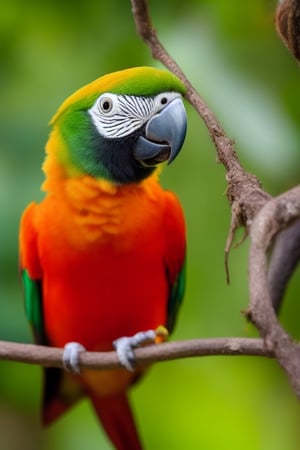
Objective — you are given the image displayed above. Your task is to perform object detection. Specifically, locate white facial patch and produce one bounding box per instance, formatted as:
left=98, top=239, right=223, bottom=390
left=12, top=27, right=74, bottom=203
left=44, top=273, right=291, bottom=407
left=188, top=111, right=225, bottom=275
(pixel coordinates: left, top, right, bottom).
left=88, top=92, right=181, bottom=139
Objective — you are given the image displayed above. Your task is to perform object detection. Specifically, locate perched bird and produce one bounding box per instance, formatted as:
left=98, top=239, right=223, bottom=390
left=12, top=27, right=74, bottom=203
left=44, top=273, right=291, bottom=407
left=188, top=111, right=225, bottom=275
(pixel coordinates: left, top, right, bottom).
left=19, top=66, right=187, bottom=450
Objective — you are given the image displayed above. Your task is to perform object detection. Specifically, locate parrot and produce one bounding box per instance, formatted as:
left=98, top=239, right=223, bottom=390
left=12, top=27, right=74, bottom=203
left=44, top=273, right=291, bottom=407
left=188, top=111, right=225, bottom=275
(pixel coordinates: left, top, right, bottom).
left=19, top=66, right=187, bottom=450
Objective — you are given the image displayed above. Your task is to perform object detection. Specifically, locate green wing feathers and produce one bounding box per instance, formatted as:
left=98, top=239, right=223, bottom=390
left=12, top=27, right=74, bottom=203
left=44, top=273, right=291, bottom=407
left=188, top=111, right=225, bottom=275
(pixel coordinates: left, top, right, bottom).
left=19, top=202, right=45, bottom=344
left=163, top=193, right=186, bottom=334
left=166, top=257, right=186, bottom=333
left=21, top=269, right=45, bottom=344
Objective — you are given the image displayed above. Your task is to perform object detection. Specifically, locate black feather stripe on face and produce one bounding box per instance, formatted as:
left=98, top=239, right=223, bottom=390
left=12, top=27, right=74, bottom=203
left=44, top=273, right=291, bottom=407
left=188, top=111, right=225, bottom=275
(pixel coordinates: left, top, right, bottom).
left=93, top=126, right=155, bottom=184
left=60, top=110, right=154, bottom=183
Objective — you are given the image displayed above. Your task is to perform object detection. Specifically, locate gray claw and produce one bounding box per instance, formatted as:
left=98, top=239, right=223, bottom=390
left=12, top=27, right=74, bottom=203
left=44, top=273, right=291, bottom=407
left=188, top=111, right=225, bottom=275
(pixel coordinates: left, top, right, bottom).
left=113, top=330, right=157, bottom=372
left=63, top=342, right=86, bottom=374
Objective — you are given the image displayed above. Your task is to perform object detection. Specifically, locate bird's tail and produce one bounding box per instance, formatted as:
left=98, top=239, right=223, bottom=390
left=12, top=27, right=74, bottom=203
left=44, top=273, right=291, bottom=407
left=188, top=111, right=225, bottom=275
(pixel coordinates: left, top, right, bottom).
left=89, top=392, right=143, bottom=450
left=42, top=368, right=83, bottom=425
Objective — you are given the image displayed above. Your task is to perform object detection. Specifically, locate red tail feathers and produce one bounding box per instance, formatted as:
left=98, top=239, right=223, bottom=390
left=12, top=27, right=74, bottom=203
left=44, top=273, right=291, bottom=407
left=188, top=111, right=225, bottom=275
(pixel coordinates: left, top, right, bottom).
left=90, top=392, right=143, bottom=450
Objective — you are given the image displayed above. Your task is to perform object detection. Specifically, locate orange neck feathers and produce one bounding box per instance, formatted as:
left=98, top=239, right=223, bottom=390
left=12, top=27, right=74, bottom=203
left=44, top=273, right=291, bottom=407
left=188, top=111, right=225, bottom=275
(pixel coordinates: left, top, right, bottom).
left=41, top=129, right=163, bottom=243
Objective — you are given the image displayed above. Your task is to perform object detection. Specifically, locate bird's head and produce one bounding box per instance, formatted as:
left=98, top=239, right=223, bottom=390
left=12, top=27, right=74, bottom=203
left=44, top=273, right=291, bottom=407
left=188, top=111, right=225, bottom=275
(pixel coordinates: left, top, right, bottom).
left=49, top=67, right=187, bottom=184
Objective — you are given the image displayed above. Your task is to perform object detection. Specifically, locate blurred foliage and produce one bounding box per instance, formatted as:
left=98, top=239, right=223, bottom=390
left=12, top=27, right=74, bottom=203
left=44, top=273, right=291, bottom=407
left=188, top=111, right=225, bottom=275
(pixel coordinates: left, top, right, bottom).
left=1, top=0, right=300, bottom=448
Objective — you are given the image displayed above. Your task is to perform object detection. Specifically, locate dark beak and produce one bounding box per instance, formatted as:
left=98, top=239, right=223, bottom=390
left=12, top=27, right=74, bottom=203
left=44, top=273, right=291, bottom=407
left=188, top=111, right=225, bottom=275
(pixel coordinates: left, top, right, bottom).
left=134, top=97, right=187, bottom=167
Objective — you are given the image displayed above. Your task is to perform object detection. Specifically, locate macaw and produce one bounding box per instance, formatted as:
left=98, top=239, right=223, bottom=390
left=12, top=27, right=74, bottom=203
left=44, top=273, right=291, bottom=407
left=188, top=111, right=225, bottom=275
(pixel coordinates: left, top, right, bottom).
left=19, top=66, right=187, bottom=450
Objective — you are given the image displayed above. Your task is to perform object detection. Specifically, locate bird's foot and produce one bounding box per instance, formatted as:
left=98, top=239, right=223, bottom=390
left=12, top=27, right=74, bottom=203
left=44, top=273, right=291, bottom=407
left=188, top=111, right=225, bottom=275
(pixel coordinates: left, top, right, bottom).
left=62, top=342, right=86, bottom=374
left=113, top=326, right=168, bottom=372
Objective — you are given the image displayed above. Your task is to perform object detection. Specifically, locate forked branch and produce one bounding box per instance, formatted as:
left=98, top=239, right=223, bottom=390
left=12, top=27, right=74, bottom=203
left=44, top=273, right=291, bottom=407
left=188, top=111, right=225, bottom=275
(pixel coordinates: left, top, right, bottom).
left=2, top=0, right=300, bottom=400
left=130, top=0, right=300, bottom=399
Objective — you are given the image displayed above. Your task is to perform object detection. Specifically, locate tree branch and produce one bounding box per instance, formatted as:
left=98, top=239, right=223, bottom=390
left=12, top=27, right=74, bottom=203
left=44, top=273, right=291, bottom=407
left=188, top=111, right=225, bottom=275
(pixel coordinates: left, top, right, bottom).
left=130, top=0, right=270, bottom=227
left=3, top=0, right=300, bottom=406
left=130, top=0, right=300, bottom=401
left=276, top=0, right=300, bottom=62
left=248, top=186, right=300, bottom=396
left=0, top=338, right=273, bottom=370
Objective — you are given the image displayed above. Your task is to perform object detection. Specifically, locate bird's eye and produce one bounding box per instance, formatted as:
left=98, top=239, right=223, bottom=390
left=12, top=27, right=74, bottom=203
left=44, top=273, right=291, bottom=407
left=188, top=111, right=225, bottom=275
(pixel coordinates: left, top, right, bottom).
left=155, top=94, right=173, bottom=110
left=99, top=96, right=114, bottom=113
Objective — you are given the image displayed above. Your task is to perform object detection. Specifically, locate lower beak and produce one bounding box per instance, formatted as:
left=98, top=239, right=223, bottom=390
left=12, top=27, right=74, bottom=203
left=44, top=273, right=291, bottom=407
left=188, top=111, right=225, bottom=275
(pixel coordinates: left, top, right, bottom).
left=134, top=97, right=187, bottom=167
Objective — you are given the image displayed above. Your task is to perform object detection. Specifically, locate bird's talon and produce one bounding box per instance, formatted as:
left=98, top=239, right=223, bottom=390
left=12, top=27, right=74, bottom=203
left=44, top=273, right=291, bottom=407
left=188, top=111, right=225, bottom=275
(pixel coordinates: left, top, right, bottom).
left=113, top=336, right=136, bottom=372
left=63, top=342, right=86, bottom=374
left=113, top=328, right=167, bottom=372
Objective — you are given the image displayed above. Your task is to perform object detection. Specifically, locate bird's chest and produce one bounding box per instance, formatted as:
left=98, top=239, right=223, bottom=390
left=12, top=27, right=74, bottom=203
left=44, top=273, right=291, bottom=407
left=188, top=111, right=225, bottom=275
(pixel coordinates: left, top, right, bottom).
left=39, top=199, right=168, bottom=348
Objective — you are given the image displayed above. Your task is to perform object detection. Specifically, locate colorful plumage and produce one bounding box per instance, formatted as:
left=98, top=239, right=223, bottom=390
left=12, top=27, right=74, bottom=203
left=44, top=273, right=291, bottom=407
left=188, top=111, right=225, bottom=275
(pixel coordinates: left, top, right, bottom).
left=19, top=66, right=187, bottom=449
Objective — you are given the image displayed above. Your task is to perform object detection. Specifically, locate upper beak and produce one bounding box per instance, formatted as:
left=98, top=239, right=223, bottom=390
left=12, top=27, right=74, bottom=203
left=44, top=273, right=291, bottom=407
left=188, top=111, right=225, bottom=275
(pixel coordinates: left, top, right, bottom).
left=134, top=97, right=187, bottom=167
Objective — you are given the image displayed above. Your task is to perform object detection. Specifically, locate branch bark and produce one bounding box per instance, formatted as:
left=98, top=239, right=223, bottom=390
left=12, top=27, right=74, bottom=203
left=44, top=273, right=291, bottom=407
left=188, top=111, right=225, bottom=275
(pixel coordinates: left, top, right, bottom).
left=0, top=338, right=273, bottom=370
left=2, top=0, right=300, bottom=404
left=276, top=0, right=300, bottom=62
left=130, top=0, right=270, bottom=223
left=130, top=0, right=300, bottom=400
left=248, top=186, right=300, bottom=396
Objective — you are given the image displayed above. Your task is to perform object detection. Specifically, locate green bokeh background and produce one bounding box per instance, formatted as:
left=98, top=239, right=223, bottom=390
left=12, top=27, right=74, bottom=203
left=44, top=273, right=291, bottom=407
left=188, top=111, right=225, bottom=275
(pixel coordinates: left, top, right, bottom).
left=1, top=0, right=300, bottom=448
